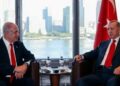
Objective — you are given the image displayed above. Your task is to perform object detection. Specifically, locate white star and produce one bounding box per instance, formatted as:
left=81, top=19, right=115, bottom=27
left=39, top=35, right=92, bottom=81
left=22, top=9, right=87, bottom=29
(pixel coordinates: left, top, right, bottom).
left=104, top=19, right=110, bottom=28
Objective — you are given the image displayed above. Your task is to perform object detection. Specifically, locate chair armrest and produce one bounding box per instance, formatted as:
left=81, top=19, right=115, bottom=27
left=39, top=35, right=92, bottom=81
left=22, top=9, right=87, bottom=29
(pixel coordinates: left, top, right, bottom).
left=31, top=61, right=40, bottom=86
left=71, top=60, right=94, bottom=86
left=71, top=61, right=80, bottom=86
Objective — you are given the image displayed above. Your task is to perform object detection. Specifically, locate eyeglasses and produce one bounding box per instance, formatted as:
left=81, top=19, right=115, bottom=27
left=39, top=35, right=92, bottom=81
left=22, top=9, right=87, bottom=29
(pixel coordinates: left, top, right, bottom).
left=9, top=30, right=19, bottom=34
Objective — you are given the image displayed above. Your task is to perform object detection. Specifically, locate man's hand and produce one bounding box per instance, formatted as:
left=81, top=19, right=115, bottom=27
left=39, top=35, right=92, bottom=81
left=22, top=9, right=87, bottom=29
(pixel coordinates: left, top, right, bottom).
left=114, top=66, right=120, bottom=75
left=14, top=63, right=28, bottom=78
left=15, top=71, right=24, bottom=79
left=74, top=55, right=83, bottom=63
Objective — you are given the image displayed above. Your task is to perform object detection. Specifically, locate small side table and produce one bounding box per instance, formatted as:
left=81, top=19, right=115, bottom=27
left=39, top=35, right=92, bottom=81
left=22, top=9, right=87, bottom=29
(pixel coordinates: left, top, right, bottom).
left=40, top=66, right=71, bottom=86
left=50, top=73, right=60, bottom=86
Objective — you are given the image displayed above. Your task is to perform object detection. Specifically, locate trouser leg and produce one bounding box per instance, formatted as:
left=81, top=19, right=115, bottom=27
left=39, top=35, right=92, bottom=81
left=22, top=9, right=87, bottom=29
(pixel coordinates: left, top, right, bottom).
left=76, top=74, right=102, bottom=86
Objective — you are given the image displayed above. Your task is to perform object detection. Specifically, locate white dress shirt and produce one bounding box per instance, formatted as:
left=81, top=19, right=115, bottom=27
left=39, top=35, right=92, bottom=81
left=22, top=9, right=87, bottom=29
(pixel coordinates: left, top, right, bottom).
left=3, top=37, right=17, bottom=66
left=101, top=37, right=119, bottom=66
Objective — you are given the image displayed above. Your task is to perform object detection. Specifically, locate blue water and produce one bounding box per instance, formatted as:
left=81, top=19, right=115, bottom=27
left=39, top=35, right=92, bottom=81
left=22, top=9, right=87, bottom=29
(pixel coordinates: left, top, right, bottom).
left=23, top=37, right=94, bottom=59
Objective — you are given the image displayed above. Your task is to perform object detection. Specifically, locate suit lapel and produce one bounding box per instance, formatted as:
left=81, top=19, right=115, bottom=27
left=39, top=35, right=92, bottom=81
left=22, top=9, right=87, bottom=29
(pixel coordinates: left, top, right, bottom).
left=100, top=41, right=110, bottom=63
left=0, top=38, right=11, bottom=64
left=13, top=43, right=19, bottom=64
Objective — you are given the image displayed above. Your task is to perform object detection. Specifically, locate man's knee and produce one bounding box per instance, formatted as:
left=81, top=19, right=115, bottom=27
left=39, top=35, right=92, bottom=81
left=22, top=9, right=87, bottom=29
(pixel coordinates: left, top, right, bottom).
left=107, top=77, right=120, bottom=86
left=0, top=81, right=6, bottom=86
left=76, top=78, right=88, bottom=86
left=25, top=78, right=34, bottom=86
left=13, top=78, right=34, bottom=86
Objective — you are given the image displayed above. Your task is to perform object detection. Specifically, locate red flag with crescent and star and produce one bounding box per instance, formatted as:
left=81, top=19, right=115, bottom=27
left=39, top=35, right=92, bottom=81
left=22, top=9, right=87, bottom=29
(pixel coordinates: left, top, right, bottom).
left=94, top=0, right=117, bottom=49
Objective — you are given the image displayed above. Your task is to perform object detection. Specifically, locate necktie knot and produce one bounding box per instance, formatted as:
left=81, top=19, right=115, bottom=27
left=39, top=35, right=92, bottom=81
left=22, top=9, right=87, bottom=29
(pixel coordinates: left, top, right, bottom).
left=10, top=43, right=13, bottom=47
left=113, top=40, right=116, bottom=43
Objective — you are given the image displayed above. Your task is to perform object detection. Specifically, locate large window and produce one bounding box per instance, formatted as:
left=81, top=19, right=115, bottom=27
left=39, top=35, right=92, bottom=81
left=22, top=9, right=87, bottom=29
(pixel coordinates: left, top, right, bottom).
left=79, top=0, right=120, bottom=54
left=1, top=0, right=120, bottom=59
left=0, top=0, right=15, bottom=37
left=22, top=0, right=73, bottom=59
left=79, top=0, right=100, bottom=54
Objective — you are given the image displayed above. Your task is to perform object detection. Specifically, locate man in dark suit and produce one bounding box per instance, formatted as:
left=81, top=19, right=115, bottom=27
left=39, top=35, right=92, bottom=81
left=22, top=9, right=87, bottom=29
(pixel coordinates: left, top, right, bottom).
left=75, top=21, right=120, bottom=86
left=0, top=81, right=6, bottom=86
left=0, top=22, right=35, bottom=86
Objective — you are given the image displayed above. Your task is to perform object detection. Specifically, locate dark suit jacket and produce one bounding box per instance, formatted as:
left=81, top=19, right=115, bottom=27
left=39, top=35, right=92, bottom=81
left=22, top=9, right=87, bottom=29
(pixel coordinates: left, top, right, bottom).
left=0, top=38, right=35, bottom=77
left=83, top=38, right=120, bottom=72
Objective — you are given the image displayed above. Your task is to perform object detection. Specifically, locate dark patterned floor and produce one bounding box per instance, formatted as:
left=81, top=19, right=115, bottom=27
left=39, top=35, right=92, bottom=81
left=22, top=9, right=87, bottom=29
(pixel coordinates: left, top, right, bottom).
left=40, top=75, right=71, bottom=86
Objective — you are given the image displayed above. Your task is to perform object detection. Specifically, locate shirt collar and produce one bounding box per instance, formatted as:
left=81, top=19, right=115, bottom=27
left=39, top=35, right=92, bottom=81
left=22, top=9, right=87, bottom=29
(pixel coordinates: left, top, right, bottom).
left=111, top=36, right=120, bottom=45
left=3, top=37, right=12, bottom=47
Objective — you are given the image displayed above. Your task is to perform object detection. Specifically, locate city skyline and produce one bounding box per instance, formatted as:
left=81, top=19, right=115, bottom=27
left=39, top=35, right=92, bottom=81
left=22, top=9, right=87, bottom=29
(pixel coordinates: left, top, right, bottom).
left=1, top=0, right=120, bottom=35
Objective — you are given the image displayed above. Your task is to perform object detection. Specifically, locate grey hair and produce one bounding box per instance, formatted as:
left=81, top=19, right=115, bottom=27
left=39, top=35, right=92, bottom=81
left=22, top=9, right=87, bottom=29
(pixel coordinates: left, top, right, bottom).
left=3, top=22, right=16, bottom=34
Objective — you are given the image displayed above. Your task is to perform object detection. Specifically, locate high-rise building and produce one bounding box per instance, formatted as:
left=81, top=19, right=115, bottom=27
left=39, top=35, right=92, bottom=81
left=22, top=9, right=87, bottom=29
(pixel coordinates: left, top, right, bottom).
left=63, top=6, right=70, bottom=33
left=43, top=8, right=52, bottom=34
left=96, top=0, right=101, bottom=24
left=25, top=16, right=30, bottom=32
left=79, top=0, right=84, bottom=27
left=53, top=25, right=63, bottom=32
left=4, top=10, right=15, bottom=22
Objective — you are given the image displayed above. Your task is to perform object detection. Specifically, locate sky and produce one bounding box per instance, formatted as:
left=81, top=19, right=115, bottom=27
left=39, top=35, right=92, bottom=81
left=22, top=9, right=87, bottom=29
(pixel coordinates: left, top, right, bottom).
left=0, top=0, right=120, bottom=31
left=23, top=0, right=71, bottom=20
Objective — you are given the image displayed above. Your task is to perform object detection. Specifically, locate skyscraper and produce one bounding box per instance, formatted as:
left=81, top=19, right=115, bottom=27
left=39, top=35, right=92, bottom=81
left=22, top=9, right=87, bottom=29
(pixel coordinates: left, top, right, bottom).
left=25, top=16, right=30, bottom=32
left=79, top=0, right=84, bottom=27
left=43, top=7, right=53, bottom=34
left=63, top=6, right=70, bottom=33
left=96, top=0, right=101, bottom=24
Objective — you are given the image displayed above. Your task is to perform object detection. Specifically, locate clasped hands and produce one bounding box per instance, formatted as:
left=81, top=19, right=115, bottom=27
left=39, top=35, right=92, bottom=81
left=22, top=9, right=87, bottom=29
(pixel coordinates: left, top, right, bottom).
left=14, top=64, right=28, bottom=79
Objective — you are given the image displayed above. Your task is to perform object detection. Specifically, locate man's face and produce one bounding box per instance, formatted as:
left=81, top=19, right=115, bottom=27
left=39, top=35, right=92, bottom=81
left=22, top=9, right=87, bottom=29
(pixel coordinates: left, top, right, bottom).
left=107, top=22, right=120, bottom=39
left=7, top=24, right=19, bottom=43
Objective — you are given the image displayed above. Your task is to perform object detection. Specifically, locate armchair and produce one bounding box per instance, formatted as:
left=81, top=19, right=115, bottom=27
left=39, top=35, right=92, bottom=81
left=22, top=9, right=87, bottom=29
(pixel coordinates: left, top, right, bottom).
left=71, top=60, right=95, bottom=86
left=26, top=60, right=40, bottom=86
left=31, top=61, right=40, bottom=86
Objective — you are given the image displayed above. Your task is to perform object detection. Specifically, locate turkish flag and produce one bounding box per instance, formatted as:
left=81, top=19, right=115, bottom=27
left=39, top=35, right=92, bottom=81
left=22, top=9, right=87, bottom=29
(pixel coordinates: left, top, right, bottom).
left=94, top=0, right=117, bottom=49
